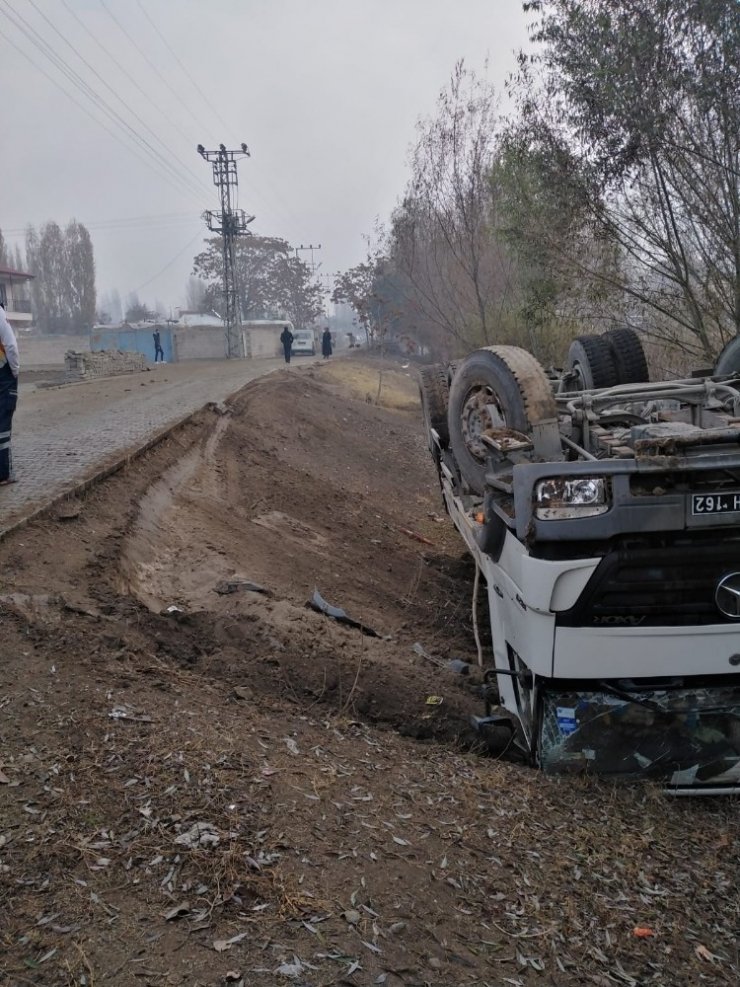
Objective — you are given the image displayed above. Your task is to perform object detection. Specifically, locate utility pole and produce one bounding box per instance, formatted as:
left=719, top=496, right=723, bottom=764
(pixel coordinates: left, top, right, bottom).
left=317, top=272, right=334, bottom=319
left=197, top=143, right=254, bottom=358
left=294, top=243, right=322, bottom=275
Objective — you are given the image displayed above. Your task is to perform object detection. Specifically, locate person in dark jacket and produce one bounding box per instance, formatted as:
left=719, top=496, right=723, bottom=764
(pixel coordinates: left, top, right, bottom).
left=153, top=328, right=165, bottom=363
left=321, top=327, right=333, bottom=359
left=280, top=325, right=294, bottom=364
left=0, top=302, right=19, bottom=485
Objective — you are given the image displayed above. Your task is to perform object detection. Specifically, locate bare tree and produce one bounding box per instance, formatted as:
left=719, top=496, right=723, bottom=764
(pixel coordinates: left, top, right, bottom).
left=192, top=235, right=321, bottom=325
left=184, top=276, right=210, bottom=314
left=25, top=220, right=96, bottom=333
left=513, top=0, right=740, bottom=360
left=65, top=220, right=96, bottom=330
left=332, top=258, right=378, bottom=347
left=388, top=62, right=518, bottom=356
left=269, top=255, right=324, bottom=328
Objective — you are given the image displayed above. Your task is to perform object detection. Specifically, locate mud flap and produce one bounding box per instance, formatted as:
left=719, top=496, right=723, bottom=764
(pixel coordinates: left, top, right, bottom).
left=538, top=683, right=740, bottom=792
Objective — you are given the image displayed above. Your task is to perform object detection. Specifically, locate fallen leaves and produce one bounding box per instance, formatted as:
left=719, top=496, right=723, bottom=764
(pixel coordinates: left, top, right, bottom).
left=213, top=932, right=249, bottom=952
left=162, top=902, right=190, bottom=922
left=695, top=943, right=722, bottom=963
left=174, top=822, right=220, bottom=849
left=274, top=956, right=305, bottom=978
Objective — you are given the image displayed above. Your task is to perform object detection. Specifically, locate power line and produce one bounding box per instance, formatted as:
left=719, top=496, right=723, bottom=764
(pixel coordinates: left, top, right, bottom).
left=0, top=0, right=204, bottom=202
left=69, top=212, right=198, bottom=231
left=134, top=230, right=204, bottom=293
left=3, top=1, right=308, bottom=266
left=128, top=0, right=311, bottom=241
left=131, top=0, right=309, bottom=240
left=24, top=10, right=204, bottom=202
left=99, top=0, right=209, bottom=138
left=2, top=212, right=200, bottom=237
left=24, top=0, right=208, bottom=200
left=2, top=0, right=201, bottom=200
left=103, top=0, right=304, bottom=237
left=60, top=0, right=195, bottom=153
left=0, top=12, right=199, bottom=204
left=134, top=0, right=231, bottom=135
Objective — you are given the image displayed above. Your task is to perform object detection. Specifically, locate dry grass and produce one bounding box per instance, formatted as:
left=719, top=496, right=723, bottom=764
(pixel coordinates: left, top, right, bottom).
left=318, top=359, right=420, bottom=411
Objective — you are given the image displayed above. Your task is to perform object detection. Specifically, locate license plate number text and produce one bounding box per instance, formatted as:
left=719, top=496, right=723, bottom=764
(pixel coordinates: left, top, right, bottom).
left=691, top=493, right=740, bottom=515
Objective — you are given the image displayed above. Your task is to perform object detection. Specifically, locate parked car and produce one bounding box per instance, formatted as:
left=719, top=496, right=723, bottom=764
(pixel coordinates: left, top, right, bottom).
left=291, top=329, right=316, bottom=356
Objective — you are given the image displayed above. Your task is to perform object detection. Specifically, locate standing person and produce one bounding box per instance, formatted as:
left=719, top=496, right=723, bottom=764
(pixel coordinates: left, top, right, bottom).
left=280, top=325, right=294, bottom=364
left=153, top=328, right=165, bottom=363
left=0, top=302, right=19, bottom=486
left=321, top=327, right=333, bottom=359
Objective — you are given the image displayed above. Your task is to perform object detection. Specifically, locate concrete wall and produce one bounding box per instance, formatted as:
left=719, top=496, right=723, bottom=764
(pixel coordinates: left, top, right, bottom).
left=65, top=349, right=147, bottom=382
left=21, top=334, right=90, bottom=367
left=91, top=327, right=173, bottom=363
left=86, top=324, right=288, bottom=364
left=171, top=325, right=286, bottom=361
left=172, top=326, right=227, bottom=361
left=248, top=326, right=283, bottom=359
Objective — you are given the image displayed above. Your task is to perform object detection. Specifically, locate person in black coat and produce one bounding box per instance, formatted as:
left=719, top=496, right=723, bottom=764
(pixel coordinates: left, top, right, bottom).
left=280, top=325, right=294, bottom=364
left=0, top=303, right=19, bottom=485
left=321, top=327, right=333, bottom=359
left=152, top=329, right=165, bottom=363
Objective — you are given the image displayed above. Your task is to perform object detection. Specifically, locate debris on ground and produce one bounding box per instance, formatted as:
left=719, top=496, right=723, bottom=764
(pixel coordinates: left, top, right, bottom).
left=214, top=577, right=271, bottom=596
left=308, top=587, right=380, bottom=636
left=398, top=525, right=435, bottom=546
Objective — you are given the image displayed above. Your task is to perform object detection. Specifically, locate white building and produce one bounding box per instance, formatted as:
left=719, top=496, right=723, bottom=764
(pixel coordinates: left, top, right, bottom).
left=0, top=264, right=34, bottom=330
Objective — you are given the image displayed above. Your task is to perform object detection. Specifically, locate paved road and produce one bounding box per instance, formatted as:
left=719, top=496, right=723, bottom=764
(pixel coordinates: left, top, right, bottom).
left=0, top=357, right=305, bottom=535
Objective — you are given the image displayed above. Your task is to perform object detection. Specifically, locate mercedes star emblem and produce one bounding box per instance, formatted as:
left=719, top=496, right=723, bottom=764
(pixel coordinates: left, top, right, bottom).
left=715, top=572, right=740, bottom=619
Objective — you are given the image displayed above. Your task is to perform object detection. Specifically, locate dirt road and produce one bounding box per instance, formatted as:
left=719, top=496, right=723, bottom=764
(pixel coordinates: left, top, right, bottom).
left=3, top=355, right=300, bottom=536
left=0, top=358, right=736, bottom=986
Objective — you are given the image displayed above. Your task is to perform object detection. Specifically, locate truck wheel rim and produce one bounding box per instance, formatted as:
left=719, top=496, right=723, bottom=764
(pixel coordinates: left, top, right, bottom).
left=460, top=386, right=506, bottom=461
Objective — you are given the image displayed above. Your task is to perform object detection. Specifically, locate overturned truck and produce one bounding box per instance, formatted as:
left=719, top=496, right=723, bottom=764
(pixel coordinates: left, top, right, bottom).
left=420, top=329, right=740, bottom=793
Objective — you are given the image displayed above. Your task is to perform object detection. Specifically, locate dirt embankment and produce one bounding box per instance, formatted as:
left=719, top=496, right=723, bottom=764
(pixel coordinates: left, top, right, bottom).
left=0, top=358, right=737, bottom=987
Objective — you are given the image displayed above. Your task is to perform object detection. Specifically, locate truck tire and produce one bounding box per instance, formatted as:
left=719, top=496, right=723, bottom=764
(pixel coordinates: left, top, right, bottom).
left=419, top=364, right=451, bottom=449
left=714, top=336, right=740, bottom=376
left=566, top=335, right=618, bottom=390
left=604, top=328, right=649, bottom=383
left=448, top=346, right=557, bottom=495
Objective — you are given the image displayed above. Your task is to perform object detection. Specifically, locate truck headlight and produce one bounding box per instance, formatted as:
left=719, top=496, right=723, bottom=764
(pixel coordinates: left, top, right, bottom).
left=535, top=476, right=609, bottom=519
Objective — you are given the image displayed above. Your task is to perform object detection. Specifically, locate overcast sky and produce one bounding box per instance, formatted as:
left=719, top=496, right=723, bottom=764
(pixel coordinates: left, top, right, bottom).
left=0, top=0, right=530, bottom=313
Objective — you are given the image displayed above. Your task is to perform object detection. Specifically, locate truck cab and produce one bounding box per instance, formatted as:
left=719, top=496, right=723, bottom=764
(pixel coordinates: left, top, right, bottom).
left=420, top=332, right=740, bottom=793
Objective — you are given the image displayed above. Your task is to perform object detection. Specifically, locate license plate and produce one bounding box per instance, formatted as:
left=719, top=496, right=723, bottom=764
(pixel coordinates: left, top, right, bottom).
left=691, top=492, right=740, bottom=515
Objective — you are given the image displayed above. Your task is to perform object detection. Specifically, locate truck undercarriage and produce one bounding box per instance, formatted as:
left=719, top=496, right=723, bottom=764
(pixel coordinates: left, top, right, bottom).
left=420, top=330, right=740, bottom=793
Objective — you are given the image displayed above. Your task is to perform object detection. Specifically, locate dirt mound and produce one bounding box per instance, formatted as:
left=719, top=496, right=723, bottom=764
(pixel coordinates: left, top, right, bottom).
left=1, top=359, right=738, bottom=986
left=111, top=366, right=480, bottom=744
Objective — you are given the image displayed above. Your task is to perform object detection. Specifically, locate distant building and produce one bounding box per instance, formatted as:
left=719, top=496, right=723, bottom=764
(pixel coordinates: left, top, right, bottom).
left=0, top=264, right=34, bottom=330
left=175, top=311, right=224, bottom=329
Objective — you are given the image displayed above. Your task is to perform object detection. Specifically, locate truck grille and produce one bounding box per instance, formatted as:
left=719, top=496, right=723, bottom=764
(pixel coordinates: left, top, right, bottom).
left=556, top=534, right=740, bottom=627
